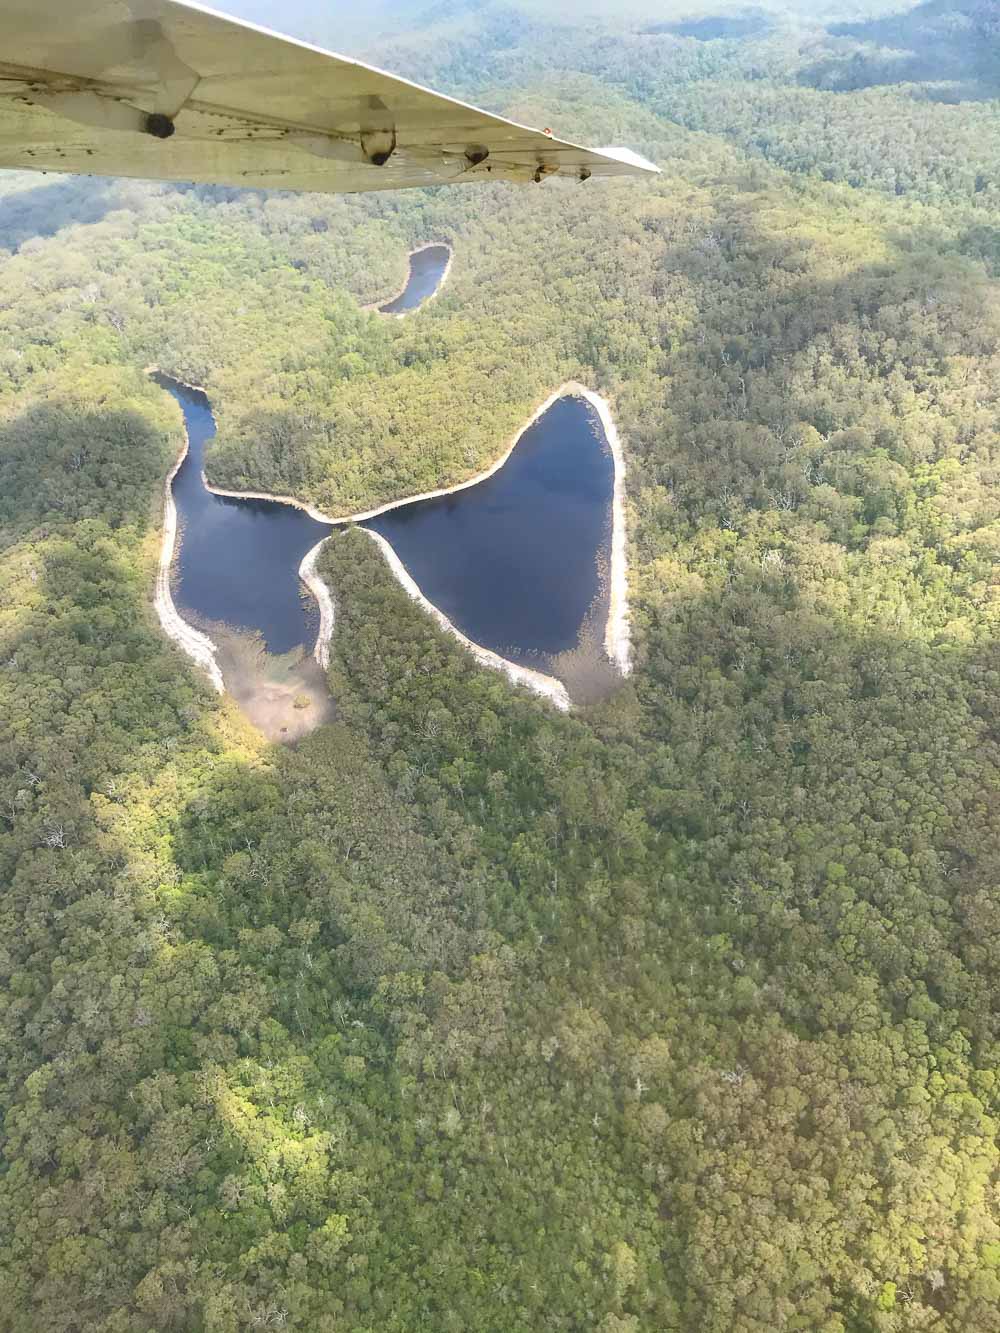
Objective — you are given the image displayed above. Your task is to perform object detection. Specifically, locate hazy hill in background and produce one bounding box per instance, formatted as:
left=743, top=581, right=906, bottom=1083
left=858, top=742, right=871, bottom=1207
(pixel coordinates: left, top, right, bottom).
left=807, top=0, right=1000, bottom=98
left=224, top=0, right=931, bottom=54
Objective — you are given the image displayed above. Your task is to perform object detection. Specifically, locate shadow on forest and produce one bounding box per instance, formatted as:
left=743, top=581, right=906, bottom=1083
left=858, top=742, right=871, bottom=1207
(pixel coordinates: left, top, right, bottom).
left=955, top=224, right=1000, bottom=279
left=640, top=11, right=772, bottom=41
left=798, top=0, right=1000, bottom=102
left=0, top=507, right=418, bottom=1326
left=617, top=199, right=1000, bottom=1050
left=0, top=175, right=123, bottom=251
left=639, top=217, right=994, bottom=520
left=0, top=397, right=175, bottom=538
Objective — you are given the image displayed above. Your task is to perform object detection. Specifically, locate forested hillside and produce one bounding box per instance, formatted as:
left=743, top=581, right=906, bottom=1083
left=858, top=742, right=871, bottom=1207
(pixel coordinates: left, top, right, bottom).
left=3, top=1, right=1000, bottom=1329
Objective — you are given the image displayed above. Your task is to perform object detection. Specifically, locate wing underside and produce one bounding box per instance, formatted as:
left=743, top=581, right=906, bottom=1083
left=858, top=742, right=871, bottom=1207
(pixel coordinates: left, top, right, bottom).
left=0, top=0, right=659, bottom=193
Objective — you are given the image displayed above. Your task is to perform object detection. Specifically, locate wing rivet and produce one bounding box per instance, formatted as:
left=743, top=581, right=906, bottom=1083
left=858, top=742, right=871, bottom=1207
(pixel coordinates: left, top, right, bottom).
left=145, top=113, right=175, bottom=139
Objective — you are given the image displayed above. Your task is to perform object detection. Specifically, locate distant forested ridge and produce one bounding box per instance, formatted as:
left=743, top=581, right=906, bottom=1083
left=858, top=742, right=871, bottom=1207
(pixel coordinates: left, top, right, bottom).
left=3, top=1, right=1000, bottom=1329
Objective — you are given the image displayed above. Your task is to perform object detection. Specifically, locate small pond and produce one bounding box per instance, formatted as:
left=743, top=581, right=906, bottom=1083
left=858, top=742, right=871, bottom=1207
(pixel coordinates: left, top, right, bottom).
left=378, top=244, right=451, bottom=314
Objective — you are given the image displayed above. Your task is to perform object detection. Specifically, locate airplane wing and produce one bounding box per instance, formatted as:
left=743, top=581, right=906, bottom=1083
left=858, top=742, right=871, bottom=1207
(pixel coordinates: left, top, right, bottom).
left=0, top=0, right=660, bottom=193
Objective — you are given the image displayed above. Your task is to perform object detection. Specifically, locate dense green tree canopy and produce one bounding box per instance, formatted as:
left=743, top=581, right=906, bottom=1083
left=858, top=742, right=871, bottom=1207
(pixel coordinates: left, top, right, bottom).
left=3, top=1, right=1000, bottom=1329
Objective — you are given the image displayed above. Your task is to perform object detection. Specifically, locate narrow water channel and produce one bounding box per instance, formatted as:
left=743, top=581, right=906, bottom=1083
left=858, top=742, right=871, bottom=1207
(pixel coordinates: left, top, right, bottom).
left=155, top=373, right=333, bottom=653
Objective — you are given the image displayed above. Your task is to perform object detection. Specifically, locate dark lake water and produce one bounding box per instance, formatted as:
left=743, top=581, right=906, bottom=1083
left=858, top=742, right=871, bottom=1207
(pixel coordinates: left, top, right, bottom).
left=156, top=374, right=333, bottom=654
left=379, top=245, right=450, bottom=314
left=157, top=374, right=614, bottom=679
left=363, top=394, right=613, bottom=668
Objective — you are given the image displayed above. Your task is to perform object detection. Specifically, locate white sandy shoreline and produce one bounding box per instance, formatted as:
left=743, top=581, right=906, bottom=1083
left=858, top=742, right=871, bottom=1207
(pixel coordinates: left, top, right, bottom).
left=152, top=394, right=225, bottom=694
left=299, top=539, right=335, bottom=670
left=151, top=369, right=630, bottom=707
left=584, top=386, right=632, bottom=676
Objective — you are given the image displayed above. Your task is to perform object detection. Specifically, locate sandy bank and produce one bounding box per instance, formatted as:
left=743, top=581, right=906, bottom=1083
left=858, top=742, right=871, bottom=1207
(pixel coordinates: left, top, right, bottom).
left=153, top=405, right=224, bottom=694
left=200, top=478, right=341, bottom=523
left=211, top=626, right=335, bottom=743
left=299, top=538, right=335, bottom=669
left=579, top=386, right=631, bottom=676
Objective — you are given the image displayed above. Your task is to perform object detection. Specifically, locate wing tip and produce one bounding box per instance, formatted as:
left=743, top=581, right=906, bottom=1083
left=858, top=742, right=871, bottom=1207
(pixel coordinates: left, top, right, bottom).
left=594, top=146, right=662, bottom=175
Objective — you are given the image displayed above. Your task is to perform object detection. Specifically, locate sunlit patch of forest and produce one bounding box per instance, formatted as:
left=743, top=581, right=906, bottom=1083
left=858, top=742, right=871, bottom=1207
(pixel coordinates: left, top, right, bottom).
left=3, top=0, right=1000, bottom=1328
